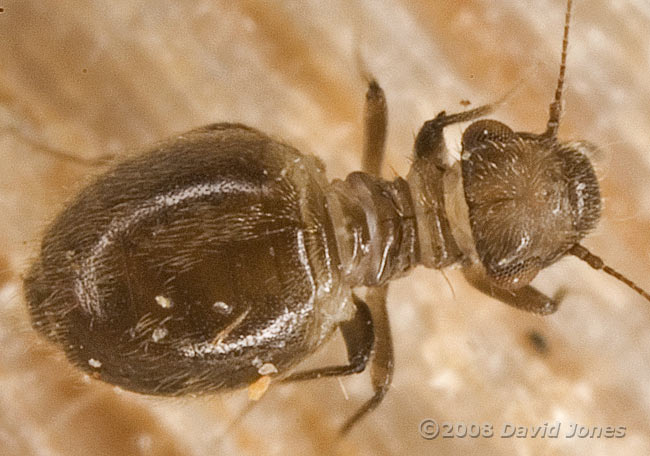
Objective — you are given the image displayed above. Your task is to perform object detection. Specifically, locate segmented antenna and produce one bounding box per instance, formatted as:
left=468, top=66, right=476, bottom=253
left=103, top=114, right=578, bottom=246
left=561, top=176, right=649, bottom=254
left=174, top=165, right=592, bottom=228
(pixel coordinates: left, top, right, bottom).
left=569, top=244, right=650, bottom=303
left=544, top=0, right=573, bottom=138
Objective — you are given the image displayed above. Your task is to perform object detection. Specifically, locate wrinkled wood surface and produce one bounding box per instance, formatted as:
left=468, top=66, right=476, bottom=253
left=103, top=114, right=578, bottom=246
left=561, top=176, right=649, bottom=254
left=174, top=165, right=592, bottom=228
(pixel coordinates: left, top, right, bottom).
left=1, top=1, right=650, bottom=455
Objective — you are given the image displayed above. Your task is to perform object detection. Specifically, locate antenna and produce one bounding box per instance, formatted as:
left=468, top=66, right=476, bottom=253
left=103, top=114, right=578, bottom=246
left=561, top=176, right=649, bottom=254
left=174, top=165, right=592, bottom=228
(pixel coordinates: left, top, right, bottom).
left=544, top=0, right=573, bottom=138
left=569, top=244, right=650, bottom=303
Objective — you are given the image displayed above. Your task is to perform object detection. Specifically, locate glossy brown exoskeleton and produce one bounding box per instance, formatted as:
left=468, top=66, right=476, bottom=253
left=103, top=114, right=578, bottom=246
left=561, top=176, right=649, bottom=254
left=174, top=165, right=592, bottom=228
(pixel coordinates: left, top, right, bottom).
left=23, top=0, right=650, bottom=435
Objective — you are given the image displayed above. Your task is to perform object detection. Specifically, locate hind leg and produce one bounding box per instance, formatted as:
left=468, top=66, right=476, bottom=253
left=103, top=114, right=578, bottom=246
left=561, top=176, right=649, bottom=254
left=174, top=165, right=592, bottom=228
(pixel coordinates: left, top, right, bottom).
left=361, top=78, right=387, bottom=176
left=282, top=78, right=393, bottom=435
left=346, top=78, right=393, bottom=434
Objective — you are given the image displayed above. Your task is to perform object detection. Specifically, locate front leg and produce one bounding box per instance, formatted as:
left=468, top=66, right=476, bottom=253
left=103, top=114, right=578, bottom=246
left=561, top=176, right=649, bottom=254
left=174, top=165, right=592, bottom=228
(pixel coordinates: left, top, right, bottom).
left=463, top=266, right=563, bottom=316
left=414, top=104, right=495, bottom=162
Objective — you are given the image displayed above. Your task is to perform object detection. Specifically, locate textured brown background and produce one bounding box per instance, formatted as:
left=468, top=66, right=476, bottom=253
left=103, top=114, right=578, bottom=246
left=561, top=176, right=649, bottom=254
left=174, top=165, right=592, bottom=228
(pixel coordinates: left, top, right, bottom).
left=1, top=0, right=650, bottom=455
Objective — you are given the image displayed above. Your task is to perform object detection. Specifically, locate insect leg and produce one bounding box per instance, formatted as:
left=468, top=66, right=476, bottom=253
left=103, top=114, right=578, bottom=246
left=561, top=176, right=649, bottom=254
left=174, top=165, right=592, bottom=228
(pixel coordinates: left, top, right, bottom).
left=414, top=106, right=494, bottom=162
left=1, top=125, right=115, bottom=166
left=345, top=78, right=393, bottom=433
left=282, top=293, right=374, bottom=382
left=463, top=267, right=562, bottom=316
left=361, top=78, right=387, bottom=176
left=340, top=285, right=393, bottom=435
left=280, top=287, right=394, bottom=434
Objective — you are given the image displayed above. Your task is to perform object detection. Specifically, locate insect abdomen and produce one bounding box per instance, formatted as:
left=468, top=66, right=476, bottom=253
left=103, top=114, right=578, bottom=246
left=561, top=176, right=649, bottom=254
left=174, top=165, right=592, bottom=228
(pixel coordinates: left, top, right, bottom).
left=24, top=123, right=352, bottom=395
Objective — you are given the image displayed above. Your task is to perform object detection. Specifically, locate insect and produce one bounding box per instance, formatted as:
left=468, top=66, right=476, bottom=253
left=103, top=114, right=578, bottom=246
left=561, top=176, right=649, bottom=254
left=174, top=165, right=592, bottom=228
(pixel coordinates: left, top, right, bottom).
left=22, top=0, right=650, bottom=437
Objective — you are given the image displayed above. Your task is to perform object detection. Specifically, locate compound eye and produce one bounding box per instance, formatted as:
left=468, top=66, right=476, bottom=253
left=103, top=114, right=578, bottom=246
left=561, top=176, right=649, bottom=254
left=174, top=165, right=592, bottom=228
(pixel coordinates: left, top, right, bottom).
left=462, top=119, right=515, bottom=151
left=558, top=143, right=601, bottom=234
left=483, top=253, right=543, bottom=290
